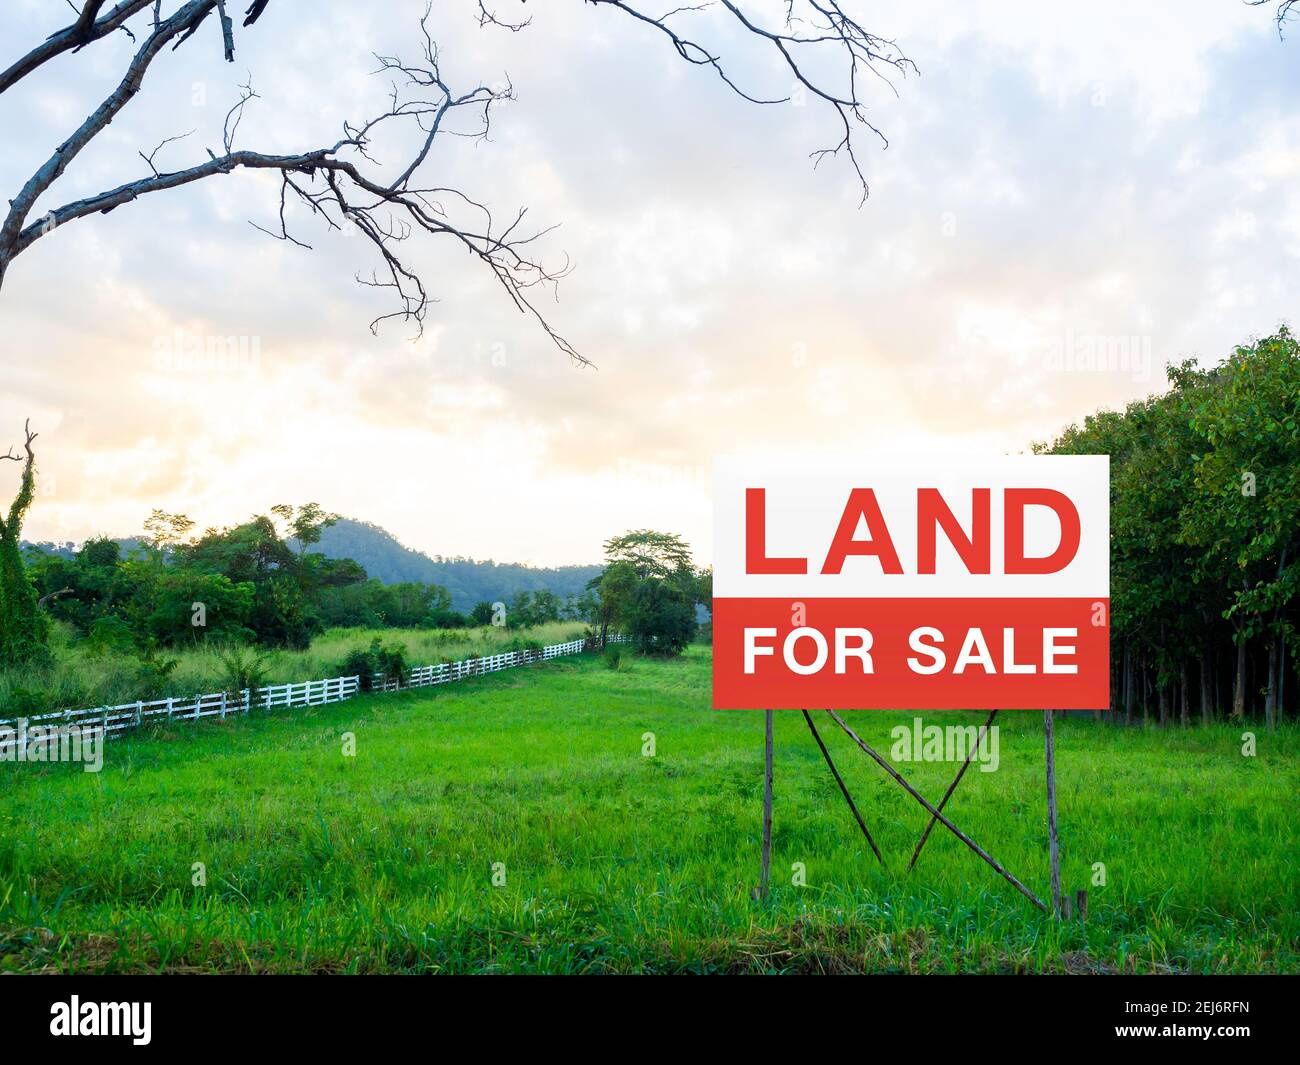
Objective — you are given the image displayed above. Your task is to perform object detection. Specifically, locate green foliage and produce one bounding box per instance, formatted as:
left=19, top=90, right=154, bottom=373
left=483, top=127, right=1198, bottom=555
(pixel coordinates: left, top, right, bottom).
left=216, top=645, right=274, bottom=696
left=504, top=589, right=563, bottom=628
left=135, top=570, right=255, bottom=646
left=0, top=621, right=586, bottom=716
left=273, top=502, right=338, bottom=556
left=589, top=530, right=706, bottom=657
left=78, top=536, right=121, bottom=568
left=0, top=423, right=49, bottom=667
left=21, top=506, right=595, bottom=667
left=1041, top=328, right=1300, bottom=723
left=132, top=645, right=179, bottom=699
left=602, top=530, right=694, bottom=579
left=624, top=577, right=696, bottom=656
left=340, top=637, right=410, bottom=691
left=85, top=615, right=136, bottom=657
left=602, top=645, right=624, bottom=670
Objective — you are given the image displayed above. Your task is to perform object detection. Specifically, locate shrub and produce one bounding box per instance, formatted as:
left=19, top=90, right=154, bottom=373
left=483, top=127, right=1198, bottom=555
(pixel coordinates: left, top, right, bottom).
left=86, top=615, right=136, bottom=657
left=216, top=645, right=274, bottom=697
left=341, top=638, right=409, bottom=692
left=133, top=645, right=179, bottom=698
left=1, top=682, right=89, bottom=717
left=603, top=645, right=624, bottom=671
left=374, top=640, right=409, bottom=685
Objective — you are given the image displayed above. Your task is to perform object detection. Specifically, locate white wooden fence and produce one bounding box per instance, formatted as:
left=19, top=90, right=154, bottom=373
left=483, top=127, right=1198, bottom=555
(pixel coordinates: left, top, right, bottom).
left=0, top=633, right=628, bottom=753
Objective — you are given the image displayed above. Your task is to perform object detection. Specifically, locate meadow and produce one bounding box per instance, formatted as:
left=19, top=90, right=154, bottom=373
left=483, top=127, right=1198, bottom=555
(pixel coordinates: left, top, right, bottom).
left=1, top=645, right=1296, bottom=974
left=0, top=621, right=588, bottom=716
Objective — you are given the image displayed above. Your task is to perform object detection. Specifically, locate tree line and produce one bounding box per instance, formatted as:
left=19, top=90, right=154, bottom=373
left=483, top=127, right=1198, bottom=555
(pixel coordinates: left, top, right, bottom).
left=13, top=504, right=600, bottom=661
left=1040, top=328, right=1298, bottom=728
left=6, top=328, right=1292, bottom=719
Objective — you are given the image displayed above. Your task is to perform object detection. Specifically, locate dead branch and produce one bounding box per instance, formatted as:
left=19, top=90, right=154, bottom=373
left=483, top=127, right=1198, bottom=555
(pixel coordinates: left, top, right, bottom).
left=1250, top=0, right=1300, bottom=36
left=0, top=2, right=913, bottom=362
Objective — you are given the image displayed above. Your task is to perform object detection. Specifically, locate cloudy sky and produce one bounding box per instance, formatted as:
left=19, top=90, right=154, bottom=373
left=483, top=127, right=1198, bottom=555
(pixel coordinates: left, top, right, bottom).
left=1, top=1, right=1296, bottom=566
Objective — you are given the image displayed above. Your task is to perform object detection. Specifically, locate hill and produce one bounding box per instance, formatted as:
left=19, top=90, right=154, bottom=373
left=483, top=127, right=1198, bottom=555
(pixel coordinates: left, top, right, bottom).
left=23, top=520, right=604, bottom=613
left=308, top=518, right=603, bottom=610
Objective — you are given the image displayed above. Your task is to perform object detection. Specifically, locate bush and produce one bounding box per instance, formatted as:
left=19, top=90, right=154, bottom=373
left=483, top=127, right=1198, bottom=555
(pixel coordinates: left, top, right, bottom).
left=374, top=640, right=409, bottom=685
left=1, top=682, right=89, bottom=717
left=216, top=645, right=274, bottom=696
left=603, top=645, right=624, bottom=670
left=341, top=638, right=409, bottom=692
left=85, top=615, right=137, bottom=657
left=133, top=645, right=179, bottom=698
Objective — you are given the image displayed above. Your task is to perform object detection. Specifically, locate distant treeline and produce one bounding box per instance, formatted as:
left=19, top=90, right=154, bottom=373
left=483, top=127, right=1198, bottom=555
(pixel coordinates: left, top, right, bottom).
left=1041, top=328, right=1298, bottom=727
left=22, top=505, right=597, bottom=652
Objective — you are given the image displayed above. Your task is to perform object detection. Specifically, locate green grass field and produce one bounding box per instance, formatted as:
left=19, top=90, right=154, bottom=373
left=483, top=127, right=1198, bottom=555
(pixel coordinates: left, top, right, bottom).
left=1, top=646, right=1296, bottom=973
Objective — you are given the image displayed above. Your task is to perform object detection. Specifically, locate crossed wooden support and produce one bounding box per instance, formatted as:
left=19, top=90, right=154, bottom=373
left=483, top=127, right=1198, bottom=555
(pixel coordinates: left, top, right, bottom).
left=762, top=708, right=1049, bottom=913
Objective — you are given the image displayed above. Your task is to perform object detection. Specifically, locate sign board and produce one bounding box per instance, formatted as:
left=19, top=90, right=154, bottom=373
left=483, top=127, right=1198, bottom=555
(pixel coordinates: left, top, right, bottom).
left=712, top=457, right=1110, bottom=710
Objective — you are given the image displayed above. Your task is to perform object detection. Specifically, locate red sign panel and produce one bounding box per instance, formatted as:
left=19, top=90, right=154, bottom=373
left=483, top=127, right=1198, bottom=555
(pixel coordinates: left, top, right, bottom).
left=712, top=458, right=1110, bottom=710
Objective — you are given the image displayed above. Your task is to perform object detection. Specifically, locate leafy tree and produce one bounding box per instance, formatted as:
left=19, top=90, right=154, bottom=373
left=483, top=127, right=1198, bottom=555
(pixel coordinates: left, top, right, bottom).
left=0, top=420, right=48, bottom=665
left=1178, top=330, right=1300, bottom=726
left=134, top=571, right=255, bottom=647
left=602, top=530, right=695, bottom=580
left=1040, top=328, right=1300, bottom=727
left=79, top=536, right=121, bottom=569
left=624, top=577, right=697, bottom=656
left=590, top=531, right=706, bottom=655
left=142, top=510, right=195, bottom=563
left=273, top=502, right=338, bottom=558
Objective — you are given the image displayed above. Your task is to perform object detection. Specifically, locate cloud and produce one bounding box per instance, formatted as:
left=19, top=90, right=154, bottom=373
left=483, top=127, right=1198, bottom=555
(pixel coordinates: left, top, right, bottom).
left=0, top=1, right=1297, bottom=564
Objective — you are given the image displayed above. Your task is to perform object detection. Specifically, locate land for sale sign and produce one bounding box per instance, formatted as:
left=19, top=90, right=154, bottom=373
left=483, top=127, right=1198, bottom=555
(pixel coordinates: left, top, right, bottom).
left=712, top=456, right=1110, bottom=710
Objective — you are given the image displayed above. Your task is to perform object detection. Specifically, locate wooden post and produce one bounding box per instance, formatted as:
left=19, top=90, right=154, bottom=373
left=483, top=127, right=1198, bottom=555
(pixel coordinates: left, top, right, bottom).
left=758, top=709, right=774, bottom=900
left=802, top=709, right=883, bottom=865
left=908, top=708, right=999, bottom=872
left=826, top=710, right=1047, bottom=912
left=1044, top=708, right=1062, bottom=918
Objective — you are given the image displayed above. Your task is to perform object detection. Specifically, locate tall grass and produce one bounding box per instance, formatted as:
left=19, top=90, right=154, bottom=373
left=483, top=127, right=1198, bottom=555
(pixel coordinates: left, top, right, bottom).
left=0, top=621, right=586, bottom=716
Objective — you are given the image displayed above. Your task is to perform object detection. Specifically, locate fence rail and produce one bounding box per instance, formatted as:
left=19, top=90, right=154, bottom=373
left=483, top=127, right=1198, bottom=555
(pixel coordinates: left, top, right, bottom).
left=0, top=633, right=629, bottom=754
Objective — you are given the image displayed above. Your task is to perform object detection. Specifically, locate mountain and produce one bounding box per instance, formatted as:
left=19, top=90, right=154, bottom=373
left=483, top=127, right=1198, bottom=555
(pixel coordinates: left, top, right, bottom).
left=308, top=518, right=604, bottom=611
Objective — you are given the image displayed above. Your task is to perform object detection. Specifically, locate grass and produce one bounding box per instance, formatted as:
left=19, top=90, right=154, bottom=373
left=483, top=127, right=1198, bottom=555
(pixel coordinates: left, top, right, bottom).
left=0, top=621, right=588, bottom=716
left=1, top=645, right=1296, bottom=974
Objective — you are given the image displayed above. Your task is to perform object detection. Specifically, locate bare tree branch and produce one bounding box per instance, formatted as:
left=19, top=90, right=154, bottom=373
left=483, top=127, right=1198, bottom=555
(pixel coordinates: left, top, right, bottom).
left=0, top=1, right=153, bottom=95
left=0, top=1, right=913, bottom=364
left=1249, top=0, right=1300, bottom=37
left=587, top=0, right=916, bottom=203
